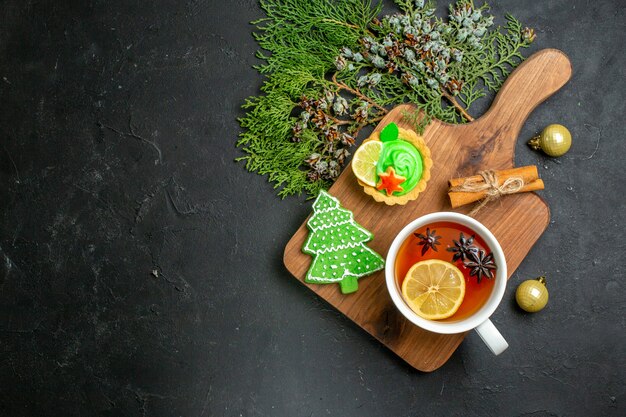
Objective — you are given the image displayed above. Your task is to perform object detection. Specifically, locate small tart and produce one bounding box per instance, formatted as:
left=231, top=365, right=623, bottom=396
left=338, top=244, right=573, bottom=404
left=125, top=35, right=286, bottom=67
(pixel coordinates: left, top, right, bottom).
left=356, top=127, right=432, bottom=206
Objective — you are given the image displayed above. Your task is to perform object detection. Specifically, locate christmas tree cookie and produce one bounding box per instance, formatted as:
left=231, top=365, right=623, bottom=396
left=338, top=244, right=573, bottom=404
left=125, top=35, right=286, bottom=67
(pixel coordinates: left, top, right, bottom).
left=302, top=191, right=385, bottom=294
left=352, top=122, right=432, bottom=205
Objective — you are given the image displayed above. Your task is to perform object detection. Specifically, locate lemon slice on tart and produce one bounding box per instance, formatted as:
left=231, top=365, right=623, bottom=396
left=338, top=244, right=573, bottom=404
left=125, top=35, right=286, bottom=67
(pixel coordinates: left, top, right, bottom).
left=351, top=140, right=382, bottom=187
left=401, top=259, right=466, bottom=320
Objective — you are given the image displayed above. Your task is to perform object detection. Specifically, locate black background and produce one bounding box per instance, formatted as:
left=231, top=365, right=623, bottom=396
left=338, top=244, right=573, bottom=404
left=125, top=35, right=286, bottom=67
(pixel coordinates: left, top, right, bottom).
left=1, top=1, right=624, bottom=416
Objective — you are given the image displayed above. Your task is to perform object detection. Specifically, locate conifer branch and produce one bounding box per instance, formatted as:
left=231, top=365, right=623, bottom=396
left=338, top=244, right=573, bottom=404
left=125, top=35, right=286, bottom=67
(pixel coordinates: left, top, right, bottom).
left=237, top=0, right=533, bottom=198
left=441, top=89, right=474, bottom=122
left=331, top=73, right=389, bottom=114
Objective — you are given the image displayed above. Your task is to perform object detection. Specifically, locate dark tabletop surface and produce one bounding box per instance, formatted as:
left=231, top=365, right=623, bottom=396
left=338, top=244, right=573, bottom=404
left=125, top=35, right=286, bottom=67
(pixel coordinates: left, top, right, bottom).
left=1, top=0, right=624, bottom=416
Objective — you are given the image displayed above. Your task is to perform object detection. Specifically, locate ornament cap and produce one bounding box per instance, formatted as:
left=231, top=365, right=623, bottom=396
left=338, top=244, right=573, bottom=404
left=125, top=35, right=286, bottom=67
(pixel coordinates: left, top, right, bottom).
left=527, top=135, right=542, bottom=151
left=537, top=276, right=546, bottom=285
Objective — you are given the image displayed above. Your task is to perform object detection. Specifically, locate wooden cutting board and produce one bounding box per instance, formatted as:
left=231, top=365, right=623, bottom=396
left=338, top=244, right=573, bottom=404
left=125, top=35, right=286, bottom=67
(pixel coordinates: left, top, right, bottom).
left=284, top=49, right=572, bottom=371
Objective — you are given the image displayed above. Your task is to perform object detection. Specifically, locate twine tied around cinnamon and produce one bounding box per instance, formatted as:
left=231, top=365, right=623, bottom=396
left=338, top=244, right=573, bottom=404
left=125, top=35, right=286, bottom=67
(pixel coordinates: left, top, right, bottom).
left=448, top=165, right=545, bottom=215
left=449, top=170, right=525, bottom=216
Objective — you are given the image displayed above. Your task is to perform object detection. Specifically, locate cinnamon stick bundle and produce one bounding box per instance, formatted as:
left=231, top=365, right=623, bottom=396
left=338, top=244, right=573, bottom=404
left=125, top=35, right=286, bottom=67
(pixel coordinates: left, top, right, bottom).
left=448, top=165, right=544, bottom=209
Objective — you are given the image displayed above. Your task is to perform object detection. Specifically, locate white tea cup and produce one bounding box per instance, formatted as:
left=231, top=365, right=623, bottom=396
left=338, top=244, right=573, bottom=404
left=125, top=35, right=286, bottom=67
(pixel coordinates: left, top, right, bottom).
left=385, top=212, right=509, bottom=355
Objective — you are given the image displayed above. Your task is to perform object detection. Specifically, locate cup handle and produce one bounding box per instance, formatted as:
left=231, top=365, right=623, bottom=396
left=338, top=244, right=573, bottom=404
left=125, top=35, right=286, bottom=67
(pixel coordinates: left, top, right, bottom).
left=475, top=319, right=509, bottom=355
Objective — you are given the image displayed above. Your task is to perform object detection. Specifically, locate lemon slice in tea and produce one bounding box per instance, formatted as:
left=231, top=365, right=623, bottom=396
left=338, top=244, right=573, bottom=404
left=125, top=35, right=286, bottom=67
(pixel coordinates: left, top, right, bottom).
left=401, top=259, right=466, bottom=320
left=351, top=140, right=382, bottom=187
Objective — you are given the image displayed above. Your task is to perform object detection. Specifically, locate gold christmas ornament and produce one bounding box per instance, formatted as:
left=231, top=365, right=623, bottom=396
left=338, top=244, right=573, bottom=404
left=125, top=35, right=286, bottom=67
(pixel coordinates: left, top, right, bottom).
left=516, top=276, right=549, bottom=312
left=528, top=124, right=572, bottom=157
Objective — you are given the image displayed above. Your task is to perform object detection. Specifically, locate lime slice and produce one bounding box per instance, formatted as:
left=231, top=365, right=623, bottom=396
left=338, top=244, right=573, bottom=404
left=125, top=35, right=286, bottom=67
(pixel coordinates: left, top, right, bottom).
left=352, top=141, right=382, bottom=187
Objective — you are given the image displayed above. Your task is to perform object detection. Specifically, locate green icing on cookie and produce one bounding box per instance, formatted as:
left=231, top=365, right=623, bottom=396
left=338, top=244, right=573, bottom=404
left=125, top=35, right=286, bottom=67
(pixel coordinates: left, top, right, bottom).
left=376, top=138, right=423, bottom=196
left=302, top=191, right=385, bottom=294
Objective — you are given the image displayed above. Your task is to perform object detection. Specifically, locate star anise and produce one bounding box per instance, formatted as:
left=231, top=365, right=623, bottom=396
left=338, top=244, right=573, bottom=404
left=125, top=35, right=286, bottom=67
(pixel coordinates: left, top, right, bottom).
left=464, top=250, right=497, bottom=283
left=447, top=232, right=478, bottom=262
left=414, top=228, right=442, bottom=256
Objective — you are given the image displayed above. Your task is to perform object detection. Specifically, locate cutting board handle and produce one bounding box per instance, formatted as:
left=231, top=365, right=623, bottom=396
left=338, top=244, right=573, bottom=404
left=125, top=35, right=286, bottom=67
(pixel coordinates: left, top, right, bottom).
left=481, top=49, right=572, bottom=127
left=471, top=49, right=572, bottom=166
